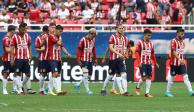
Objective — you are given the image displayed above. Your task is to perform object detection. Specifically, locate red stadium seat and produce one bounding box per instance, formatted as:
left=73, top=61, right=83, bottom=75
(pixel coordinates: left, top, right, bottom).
left=18, top=13, right=24, bottom=18
left=55, top=19, right=65, bottom=24
left=106, top=0, right=117, bottom=2
left=101, top=5, right=109, bottom=11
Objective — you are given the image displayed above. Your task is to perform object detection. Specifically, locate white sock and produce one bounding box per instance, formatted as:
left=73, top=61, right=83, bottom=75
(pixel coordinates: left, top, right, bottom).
left=137, top=78, right=144, bottom=88
left=83, top=73, right=90, bottom=92
left=77, top=76, right=84, bottom=86
left=13, top=77, right=17, bottom=91
left=26, top=79, right=32, bottom=90
left=183, top=74, right=193, bottom=92
left=112, top=78, right=117, bottom=90
left=48, top=76, right=53, bottom=92
left=121, top=72, right=128, bottom=92
left=166, top=75, right=174, bottom=93
left=22, top=75, right=29, bottom=86
left=57, top=76, right=62, bottom=92
left=53, top=77, right=58, bottom=92
left=2, top=78, right=8, bottom=90
left=16, top=76, right=23, bottom=92
left=102, top=75, right=113, bottom=90
left=39, top=75, right=45, bottom=91
left=115, top=77, right=123, bottom=92
left=145, top=79, right=151, bottom=94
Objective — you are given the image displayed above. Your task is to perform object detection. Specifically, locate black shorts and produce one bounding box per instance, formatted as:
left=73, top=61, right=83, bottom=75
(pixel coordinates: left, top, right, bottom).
left=139, top=64, right=152, bottom=77
left=48, top=60, right=61, bottom=73
left=108, top=58, right=126, bottom=75
left=2, top=61, right=15, bottom=73
left=14, top=59, right=30, bottom=73
left=81, top=61, right=93, bottom=76
left=38, top=60, right=50, bottom=73
left=170, top=65, right=187, bottom=76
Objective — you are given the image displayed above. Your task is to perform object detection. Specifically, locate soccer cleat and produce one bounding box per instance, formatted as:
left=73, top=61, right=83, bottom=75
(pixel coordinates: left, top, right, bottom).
left=110, top=89, right=119, bottom=95
left=87, top=90, right=93, bottom=95
left=135, top=87, right=140, bottom=96
left=11, top=90, right=18, bottom=94
left=101, top=90, right=107, bottom=96
left=165, top=92, right=174, bottom=97
left=145, top=93, right=153, bottom=97
left=74, top=83, right=80, bottom=93
left=57, top=90, right=67, bottom=96
left=122, top=92, right=133, bottom=96
left=3, top=89, right=8, bottom=95
left=39, top=91, right=45, bottom=96
left=48, top=91, right=57, bottom=96
left=27, top=89, right=36, bottom=94
left=120, top=90, right=125, bottom=95
left=189, top=91, right=194, bottom=96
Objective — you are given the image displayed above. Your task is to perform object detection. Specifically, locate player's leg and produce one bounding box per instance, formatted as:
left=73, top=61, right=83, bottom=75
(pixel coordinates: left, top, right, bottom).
left=101, top=60, right=115, bottom=95
left=14, top=59, right=24, bottom=95
left=38, top=60, right=46, bottom=95
left=145, top=64, right=153, bottom=97
left=166, top=65, right=176, bottom=97
left=2, top=62, right=9, bottom=95
left=136, top=64, right=146, bottom=95
left=180, top=65, right=194, bottom=96
left=119, top=60, right=129, bottom=93
left=84, top=62, right=93, bottom=95
left=110, top=74, right=119, bottom=94
left=22, top=59, right=36, bottom=94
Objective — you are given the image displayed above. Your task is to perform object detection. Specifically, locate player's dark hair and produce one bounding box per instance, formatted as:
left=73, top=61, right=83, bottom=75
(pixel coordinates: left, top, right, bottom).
left=19, top=22, right=27, bottom=28
left=56, top=25, right=63, bottom=30
left=144, top=29, right=152, bottom=34
left=129, top=40, right=134, bottom=47
left=176, top=28, right=184, bottom=33
left=42, top=25, right=49, bottom=32
left=8, top=25, right=16, bottom=32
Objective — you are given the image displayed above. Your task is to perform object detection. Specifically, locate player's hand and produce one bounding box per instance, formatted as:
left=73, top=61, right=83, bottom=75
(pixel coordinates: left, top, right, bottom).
left=101, top=58, right=106, bottom=64
left=67, top=53, right=72, bottom=58
left=78, top=61, right=82, bottom=67
left=156, top=63, right=159, bottom=68
left=179, top=59, right=185, bottom=65
left=10, top=59, right=14, bottom=66
left=118, top=53, right=125, bottom=59
left=138, top=63, right=142, bottom=68
left=94, top=59, right=98, bottom=66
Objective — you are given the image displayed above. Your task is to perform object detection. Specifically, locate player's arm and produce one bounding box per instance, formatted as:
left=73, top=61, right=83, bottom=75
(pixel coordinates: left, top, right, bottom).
left=62, top=46, right=72, bottom=57
left=76, top=40, right=84, bottom=66
left=35, top=38, right=45, bottom=52
left=4, top=39, right=11, bottom=53
left=135, top=42, right=142, bottom=67
left=101, top=48, right=109, bottom=64
left=151, top=45, right=159, bottom=68
left=109, top=44, right=124, bottom=58
left=10, top=37, right=15, bottom=66
left=92, top=46, right=98, bottom=65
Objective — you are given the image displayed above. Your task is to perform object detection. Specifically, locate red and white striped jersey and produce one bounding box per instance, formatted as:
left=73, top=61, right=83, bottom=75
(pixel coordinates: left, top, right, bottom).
left=136, top=40, right=156, bottom=64
left=11, top=33, right=31, bottom=59
left=108, top=34, right=129, bottom=60
left=55, top=36, right=62, bottom=61
left=76, top=37, right=96, bottom=62
left=146, top=2, right=155, bottom=19
left=35, top=33, right=49, bottom=61
left=170, top=38, right=185, bottom=66
left=2, top=35, right=12, bottom=61
left=46, top=34, right=59, bottom=60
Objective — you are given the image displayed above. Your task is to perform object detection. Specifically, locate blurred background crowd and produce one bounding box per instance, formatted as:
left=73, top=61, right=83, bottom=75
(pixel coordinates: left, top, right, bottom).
left=0, top=0, right=193, bottom=30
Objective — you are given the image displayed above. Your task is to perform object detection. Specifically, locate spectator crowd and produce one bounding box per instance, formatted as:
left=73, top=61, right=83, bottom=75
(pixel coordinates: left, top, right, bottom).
left=0, top=0, right=193, bottom=30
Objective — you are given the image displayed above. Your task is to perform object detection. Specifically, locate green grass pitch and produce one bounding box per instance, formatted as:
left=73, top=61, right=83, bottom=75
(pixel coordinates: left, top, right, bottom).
left=0, top=82, right=194, bottom=112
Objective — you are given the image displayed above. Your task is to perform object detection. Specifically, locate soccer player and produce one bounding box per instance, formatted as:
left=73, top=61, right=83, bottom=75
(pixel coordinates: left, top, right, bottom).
left=53, top=24, right=72, bottom=95
left=101, top=39, right=134, bottom=96
left=135, top=29, right=159, bottom=97
left=165, top=28, right=194, bottom=97
left=103, top=24, right=132, bottom=96
left=35, top=25, right=49, bottom=95
left=43, top=23, right=64, bottom=96
left=2, top=25, right=16, bottom=95
left=10, top=23, right=36, bottom=95
left=74, top=28, right=98, bottom=95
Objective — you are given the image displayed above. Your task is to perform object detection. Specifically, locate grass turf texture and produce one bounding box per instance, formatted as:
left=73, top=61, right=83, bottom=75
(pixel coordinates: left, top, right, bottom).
left=0, top=82, right=194, bottom=112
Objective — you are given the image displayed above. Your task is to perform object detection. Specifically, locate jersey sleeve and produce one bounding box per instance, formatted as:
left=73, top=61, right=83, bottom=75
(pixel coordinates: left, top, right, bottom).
left=171, top=40, right=176, bottom=51
left=108, top=35, right=114, bottom=44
